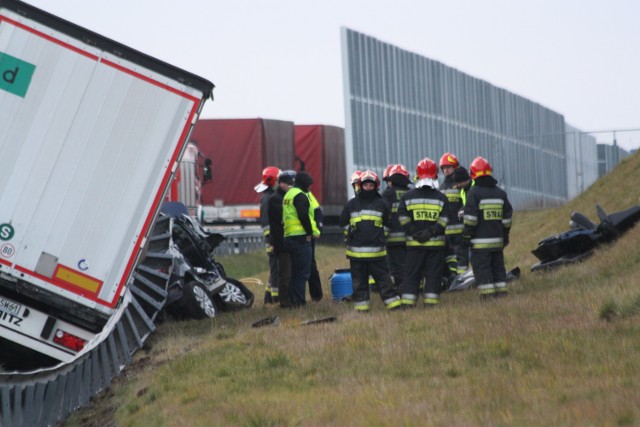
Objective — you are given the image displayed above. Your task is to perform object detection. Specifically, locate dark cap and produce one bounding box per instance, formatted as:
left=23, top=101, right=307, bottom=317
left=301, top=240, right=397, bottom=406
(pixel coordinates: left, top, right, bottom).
left=295, top=171, right=313, bottom=191
left=278, top=170, right=296, bottom=185
left=452, top=167, right=471, bottom=184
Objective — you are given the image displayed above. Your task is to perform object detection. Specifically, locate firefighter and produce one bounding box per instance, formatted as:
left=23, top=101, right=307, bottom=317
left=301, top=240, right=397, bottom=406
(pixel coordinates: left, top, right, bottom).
left=462, top=157, right=513, bottom=299
left=254, top=166, right=281, bottom=304
left=339, top=170, right=401, bottom=312
left=350, top=170, right=363, bottom=194
left=283, top=171, right=316, bottom=307
left=381, top=164, right=411, bottom=292
left=398, top=158, right=450, bottom=308
left=382, top=164, right=395, bottom=187
left=439, top=153, right=464, bottom=282
left=268, top=170, right=296, bottom=308
left=451, top=166, right=472, bottom=276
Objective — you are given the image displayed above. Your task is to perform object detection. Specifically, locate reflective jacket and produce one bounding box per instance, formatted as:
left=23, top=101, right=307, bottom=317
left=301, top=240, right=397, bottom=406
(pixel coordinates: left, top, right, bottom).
left=283, top=187, right=314, bottom=237
left=381, top=185, right=409, bottom=246
left=463, top=176, right=513, bottom=251
left=440, top=175, right=464, bottom=236
left=398, top=186, right=449, bottom=248
left=339, top=190, right=391, bottom=260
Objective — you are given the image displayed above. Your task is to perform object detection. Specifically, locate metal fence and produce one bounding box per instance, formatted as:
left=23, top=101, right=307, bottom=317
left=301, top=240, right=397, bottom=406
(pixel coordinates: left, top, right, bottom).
left=340, top=28, right=608, bottom=209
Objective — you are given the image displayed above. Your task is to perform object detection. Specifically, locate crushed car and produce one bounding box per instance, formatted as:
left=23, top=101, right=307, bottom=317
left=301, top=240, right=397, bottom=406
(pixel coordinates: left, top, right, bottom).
left=160, top=202, right=254, bottom=319
left=530, top=203, right=640, bottom=272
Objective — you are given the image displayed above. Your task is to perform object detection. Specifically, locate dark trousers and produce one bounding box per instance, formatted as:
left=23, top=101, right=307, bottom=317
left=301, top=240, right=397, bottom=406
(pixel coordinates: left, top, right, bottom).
left=386, top=245, right=406, bottom=291
left=284, top=236, right=311, bottom=306
left=450, top=234, right=469, bottom=272
left=308, top=239, right=323, bottom=301
left=276, top=251, right=291, bottom=307
left=268, top=251, right=278, bottom=292
left=400, top=248, right=445, bottom=298
left=470, top=250, right=506, bottom=285
left=350, top=258, right=397, bottom=304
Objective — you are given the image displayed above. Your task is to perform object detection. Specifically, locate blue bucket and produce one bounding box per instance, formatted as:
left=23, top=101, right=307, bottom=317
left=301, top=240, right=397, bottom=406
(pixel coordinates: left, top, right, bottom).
left=330, top=268, right=352, bottom=301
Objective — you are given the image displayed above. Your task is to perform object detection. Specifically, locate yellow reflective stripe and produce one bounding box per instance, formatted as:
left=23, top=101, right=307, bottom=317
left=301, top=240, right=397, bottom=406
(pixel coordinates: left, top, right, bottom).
left=423, top=295, right=439, bottom=305
left=354, top=301, right=370, bottom=311
left=385, top=299, right=402, bottom=309
left=406, top=240, right=446, bottom=247
left=473, top=243, right=503, bottom=249
left=404, top=198, right=445, bottom=207
left=346, top=249, right=387, bottom=258
left=478, top=284, right=495, bottom=294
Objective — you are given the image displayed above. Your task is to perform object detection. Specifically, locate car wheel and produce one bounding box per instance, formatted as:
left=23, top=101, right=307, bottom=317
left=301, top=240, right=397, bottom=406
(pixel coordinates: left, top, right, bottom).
left=173, top=280, right=218, bottom=319
left=214, top=278, right=254, bottom=311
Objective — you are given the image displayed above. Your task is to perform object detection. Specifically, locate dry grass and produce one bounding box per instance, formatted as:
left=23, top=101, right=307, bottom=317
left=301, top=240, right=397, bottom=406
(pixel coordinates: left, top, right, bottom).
left=64, top=153, right=640, bottom=427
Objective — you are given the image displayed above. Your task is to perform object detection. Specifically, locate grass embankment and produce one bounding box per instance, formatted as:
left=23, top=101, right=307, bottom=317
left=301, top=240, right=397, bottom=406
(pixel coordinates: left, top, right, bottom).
left=67, top=153, right=640, bottom=427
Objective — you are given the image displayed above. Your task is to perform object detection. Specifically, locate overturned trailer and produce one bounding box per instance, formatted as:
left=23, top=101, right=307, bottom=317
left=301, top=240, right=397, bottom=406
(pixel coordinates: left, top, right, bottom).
left=0, top=0, right=213, bottom=424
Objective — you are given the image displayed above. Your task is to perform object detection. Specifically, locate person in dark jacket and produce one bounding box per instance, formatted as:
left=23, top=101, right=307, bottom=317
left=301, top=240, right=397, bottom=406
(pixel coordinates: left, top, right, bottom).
left=381, top=164, right=412, bottom=292
left=449, top=166, right=472, bottom=279
left=397, top=158, right=450, bottom=308
left=463, top=157, right=513, bottom=299
left=307, top=190, right=324, bottom=301
left=283, top=171, right=316, bottom=307
left=438, top=153, right=465, bottom=283
left=339, top=170, right=401, bottom=312
left=268, top=170, right=296, bottom=308
left=255, top=166, right=280, bottom=304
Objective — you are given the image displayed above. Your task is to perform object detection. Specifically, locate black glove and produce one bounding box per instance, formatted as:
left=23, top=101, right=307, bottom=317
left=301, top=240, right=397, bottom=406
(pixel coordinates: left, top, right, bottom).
left=503, top=234, right=510, bottom=247
left=461, top=234, right=471, bottom=247
left=413, top=228, right=432, bottom=243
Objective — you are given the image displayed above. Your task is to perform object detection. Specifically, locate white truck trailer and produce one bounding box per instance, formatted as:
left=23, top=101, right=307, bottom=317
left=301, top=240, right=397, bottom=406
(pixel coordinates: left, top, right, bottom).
left=0, top=0, right=213, bottom=367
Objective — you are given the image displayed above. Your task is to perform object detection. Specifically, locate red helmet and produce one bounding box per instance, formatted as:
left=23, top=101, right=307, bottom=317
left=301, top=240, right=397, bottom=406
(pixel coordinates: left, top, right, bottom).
left=416, top=158, right=438, bottom=180
left=382, top=164, right=395, bottom=181
left=469, top=157, right=493, bottom=180
left=255, top=166, right=281, bottom=192
left=389, top=164, right=409, bottom=178
left=359, top=170, right=380, bottom=190
left=261, top=166, right=281, bottom=186
left=439, top=152, right=459, bottom=169
left=350, top=170, right=363, bottom=185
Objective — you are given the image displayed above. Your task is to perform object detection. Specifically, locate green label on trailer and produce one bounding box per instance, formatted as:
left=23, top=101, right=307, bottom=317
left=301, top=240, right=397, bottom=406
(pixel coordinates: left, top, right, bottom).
left=0, top=223, right=15, bottom=241
left=0, top=52, right=35, bottom=98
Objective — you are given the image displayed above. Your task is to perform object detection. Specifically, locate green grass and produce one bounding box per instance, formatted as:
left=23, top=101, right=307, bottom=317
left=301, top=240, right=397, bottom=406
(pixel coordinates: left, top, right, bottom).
left=64, top=152, right=640, bottom=427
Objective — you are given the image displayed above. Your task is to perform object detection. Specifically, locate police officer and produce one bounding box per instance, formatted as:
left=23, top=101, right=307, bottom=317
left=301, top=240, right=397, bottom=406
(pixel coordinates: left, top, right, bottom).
left=339, top=170, right=401, bottom=312
left=462, top=157, right=513, bottom=299
left=398, top=158, right=450, bottom=308
left=268, top=170, right=296, bottom=308
left=307, top=190, right=323, bottom=301
left=381, top=164, right=411, bottom=292
left=283, top=171, right=315, bottom=307
left=254, top=166, right=281, bottom=304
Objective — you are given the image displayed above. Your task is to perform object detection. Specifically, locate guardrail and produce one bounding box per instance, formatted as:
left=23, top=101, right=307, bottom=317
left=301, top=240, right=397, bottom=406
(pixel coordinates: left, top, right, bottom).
left=214, top=226, right=343, bottom=256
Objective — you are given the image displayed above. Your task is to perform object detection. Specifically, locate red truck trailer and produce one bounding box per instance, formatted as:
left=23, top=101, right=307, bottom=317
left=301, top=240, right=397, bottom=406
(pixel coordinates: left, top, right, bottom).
left=294, top=125, right=347, bottom=222
left=190, top=118, right=295, bottom=223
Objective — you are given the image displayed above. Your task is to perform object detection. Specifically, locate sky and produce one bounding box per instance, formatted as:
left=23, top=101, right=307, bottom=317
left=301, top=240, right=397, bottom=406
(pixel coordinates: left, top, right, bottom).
left=23, top=0, right=640, bottom=150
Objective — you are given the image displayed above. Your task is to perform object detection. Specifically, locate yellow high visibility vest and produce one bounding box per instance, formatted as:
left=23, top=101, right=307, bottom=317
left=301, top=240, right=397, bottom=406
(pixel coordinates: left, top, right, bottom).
left=283, top=188, right=313, bottom=237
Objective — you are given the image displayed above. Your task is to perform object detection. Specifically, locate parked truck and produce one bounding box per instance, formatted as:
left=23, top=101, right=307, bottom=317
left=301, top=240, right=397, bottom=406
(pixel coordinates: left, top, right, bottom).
left=191, top=119, right=347, bottom=224
left=294, top=124, right=347, bottom=222
left=190, top=118, right=296, bottom=223
left=0, top=0, right=212, bottom=374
